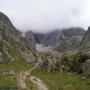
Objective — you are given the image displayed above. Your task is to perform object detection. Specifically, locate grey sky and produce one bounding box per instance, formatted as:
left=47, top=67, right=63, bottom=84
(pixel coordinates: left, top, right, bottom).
left=0, top=0, right=90, bottom=33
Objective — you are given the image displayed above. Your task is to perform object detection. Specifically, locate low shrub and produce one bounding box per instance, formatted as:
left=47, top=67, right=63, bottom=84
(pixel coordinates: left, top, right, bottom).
left=62, top=52, right=90, bottom=73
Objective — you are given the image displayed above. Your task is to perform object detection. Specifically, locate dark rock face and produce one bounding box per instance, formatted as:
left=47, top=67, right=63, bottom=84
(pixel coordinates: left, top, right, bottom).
left=41, top=30, right=64, bottom=47
left=0, top=12, right=35, bottom=63
left=25, top=31, right=36, bottom=45
left=41, top=28, right=85, bottom=50
left=34, top=33, right=45, bottom=44
left=25, top=31, right=36, bottom=48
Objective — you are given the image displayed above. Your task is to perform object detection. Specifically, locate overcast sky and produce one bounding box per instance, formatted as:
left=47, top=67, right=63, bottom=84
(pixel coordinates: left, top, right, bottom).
left=0, top=0, right=90, bottom=33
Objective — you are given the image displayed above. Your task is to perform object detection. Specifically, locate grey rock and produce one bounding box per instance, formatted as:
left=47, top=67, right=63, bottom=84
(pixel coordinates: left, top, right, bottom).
left=82, top=59, right=90, bottom=75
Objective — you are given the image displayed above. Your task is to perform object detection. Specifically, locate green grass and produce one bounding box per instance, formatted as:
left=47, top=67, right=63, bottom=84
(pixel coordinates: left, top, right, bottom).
left=0, top=56, right=32, bottom=89
left=0, top=74, right=17, bottom=88
left=0, top=42, right=32, bottom=72
left=0, top=48, right=90, bottom=90
left=0, top=63, right=90, bottom=90
left=32, top=69, right=90, bottom=90
left=0, top=59, right=31, bottom=72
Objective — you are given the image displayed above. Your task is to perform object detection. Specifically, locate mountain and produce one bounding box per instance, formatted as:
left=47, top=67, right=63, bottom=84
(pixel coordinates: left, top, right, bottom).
left=0, top=12, right=35, bottom=64
left=80, top=26, right=90, bottom=54
left=34, top=33, right=45, bottom=44
left=0, top=12, right=90, bottom=75
left=25, top=27, right=85, bottom=52
left=62, top=27, right=85, bottom=37
left=55, top=27, right=85, bottom=52
left=41, top=30, right=64, bottom=47
left=25, top=31, right=37, bottom=46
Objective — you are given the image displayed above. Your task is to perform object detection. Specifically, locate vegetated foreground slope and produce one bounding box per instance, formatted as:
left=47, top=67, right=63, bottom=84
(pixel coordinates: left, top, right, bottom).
left=32, top=69, right=90, bottom=90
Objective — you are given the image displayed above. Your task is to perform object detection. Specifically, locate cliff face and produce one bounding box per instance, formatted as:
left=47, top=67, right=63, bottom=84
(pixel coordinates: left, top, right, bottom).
left=0, top=12, right=35, bottom=64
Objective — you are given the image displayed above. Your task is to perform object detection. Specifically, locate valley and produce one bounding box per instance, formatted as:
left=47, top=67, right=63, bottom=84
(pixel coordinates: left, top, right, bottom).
left=0, top=12, right=90, bottom=90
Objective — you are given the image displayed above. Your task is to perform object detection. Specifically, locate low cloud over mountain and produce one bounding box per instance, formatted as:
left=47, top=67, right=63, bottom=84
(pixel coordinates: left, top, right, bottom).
left=0, top=0, right=90, bottom=33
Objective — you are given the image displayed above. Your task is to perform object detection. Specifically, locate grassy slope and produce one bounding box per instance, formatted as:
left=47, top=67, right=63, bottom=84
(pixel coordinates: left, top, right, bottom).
left=0, top=75, right=16, bottom=88
left=0, top=59, right=31, bottom=72
left=0, top=41, right=36, bottom=89
left=0, top=61, right=90, bottom=90
left=26, top=77, right=38, bottom=90
left=0, top=59, right=31, bottom=89
left=0, top=57, right=38, bottom=90
left=32, top=69, right=90, bottom=90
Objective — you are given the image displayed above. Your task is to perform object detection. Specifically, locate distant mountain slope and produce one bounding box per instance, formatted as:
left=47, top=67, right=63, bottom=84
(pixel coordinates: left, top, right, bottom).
left=25, top=31, right=36, bottom=46
left=62, top=27, right=85, bottom=37
left=25, top=27, right=85, bottom=52
left=80, top=26, right=90, bottom=53
left=55, top=28, right=85, bottom=52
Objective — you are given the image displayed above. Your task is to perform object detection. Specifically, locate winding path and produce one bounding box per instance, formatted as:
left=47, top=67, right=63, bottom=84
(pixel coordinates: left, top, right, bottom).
left=30, top=76, right=48, bottom=90
left=17, top=63, right=48, bottom=90
left=18, top=71, right=29, bottom=90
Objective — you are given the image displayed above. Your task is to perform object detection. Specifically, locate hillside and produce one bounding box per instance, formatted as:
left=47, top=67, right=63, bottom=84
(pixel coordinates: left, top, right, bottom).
left=0, top=12, right=35, bottom=64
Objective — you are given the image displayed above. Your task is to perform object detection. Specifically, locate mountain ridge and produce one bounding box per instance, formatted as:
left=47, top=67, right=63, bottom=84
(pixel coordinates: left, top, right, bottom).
left=25, top=27, right=86, bottom=52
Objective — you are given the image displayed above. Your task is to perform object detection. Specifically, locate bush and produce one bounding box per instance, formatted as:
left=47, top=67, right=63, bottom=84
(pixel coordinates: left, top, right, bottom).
left=62, top=52, right=90, bottom=73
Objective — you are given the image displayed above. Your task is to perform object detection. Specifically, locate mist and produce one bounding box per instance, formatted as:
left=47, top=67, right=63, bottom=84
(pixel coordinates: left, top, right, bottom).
left=0, top=0, right=90, bottom=33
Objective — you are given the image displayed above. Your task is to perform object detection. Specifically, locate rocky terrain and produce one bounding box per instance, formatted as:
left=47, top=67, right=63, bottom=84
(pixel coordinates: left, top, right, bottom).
left=0, top=12, right=35, bottom=64
left=25, top=24, right=90, bottom=76
left=0, top=12, right=90, bottom=90
left=0, top=12, right=90, bottom=74
left=25, top=27, right=85, bottom=53
left=80, top=26, right=90, bottom=53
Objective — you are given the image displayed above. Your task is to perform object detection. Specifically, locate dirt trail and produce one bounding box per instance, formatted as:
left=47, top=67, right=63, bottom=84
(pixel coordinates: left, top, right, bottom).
left=17, top=63, right=48, bottom=90
left=30, top=76, right=48, bottom=90
left=17, top=72, right=27, bottom=90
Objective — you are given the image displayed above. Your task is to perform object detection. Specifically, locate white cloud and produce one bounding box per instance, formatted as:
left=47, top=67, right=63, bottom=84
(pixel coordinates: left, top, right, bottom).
left=0, top=0, right=89, bottom=33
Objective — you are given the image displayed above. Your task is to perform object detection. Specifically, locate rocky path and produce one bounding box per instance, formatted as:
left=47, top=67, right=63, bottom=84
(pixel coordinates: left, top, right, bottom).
left=30, top=76, right=48, bottom=90
left=18, top=72, right=27, bottom=90
left=17, top=63, right=48, bottom=90
left=18, top=71, right=30, bottom=90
